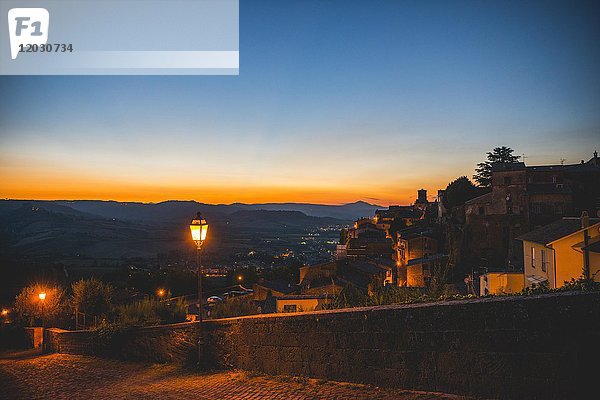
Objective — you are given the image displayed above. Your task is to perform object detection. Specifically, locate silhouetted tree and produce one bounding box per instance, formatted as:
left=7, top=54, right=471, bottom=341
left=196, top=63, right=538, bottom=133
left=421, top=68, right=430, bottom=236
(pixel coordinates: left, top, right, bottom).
left=444, top=176, right=484, bottom=209
left=14, top=284, right=70, bottom=327
left=473, top=146, right=520, bottom=187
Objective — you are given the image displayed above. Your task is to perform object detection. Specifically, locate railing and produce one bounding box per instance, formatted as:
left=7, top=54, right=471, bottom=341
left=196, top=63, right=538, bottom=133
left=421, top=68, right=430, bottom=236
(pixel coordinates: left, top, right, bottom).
left=75, top=311, right=98, bottom=330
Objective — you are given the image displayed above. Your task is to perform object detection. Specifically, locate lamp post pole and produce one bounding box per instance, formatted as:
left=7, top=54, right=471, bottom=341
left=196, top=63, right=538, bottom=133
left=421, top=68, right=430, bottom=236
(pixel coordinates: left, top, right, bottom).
left=190, top=212, right=208, bottom=367
left=196, top=242, right=204, bottom=365
left=38, top=292, right=46, bottom=350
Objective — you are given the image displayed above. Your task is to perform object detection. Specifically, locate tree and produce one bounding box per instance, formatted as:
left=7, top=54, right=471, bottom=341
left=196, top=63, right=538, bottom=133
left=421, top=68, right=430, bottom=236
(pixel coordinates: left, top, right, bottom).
left=444, top=176, right=485, bottom=209
left=473, top=146, right=520, bottom=187
left=14, top=284, right=69, bottom=327
left=72, top=278, right=113, bottom=317
left=330, top=283, right=368, bottom=309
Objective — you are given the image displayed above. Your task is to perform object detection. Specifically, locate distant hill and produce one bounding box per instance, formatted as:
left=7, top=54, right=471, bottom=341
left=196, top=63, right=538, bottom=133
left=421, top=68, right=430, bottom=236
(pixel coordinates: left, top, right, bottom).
left=1, top=199, right=380, bottom=223
left=0, top=200, right=355, bottom=263
left=230, top=201, right=381, bottom=220
left=223, top=210, right=342, bottom=230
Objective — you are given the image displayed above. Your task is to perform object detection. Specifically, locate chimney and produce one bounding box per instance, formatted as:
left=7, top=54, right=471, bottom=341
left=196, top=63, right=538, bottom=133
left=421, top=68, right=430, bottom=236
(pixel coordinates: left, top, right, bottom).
left=582, top=211, right=591, bottom=280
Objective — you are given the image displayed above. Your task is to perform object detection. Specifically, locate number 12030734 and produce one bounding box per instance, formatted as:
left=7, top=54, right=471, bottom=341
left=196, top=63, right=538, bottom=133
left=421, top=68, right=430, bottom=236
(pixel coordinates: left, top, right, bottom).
left=19, top=43, right=73, bottom=53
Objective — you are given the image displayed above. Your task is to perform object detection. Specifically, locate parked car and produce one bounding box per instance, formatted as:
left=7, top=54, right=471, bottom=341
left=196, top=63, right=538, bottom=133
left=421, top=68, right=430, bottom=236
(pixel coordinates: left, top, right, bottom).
left=207, top=296, right=223, bottom=303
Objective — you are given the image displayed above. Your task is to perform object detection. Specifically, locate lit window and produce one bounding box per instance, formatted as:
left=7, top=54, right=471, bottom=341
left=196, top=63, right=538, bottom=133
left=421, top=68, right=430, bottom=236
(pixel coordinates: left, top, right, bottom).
left=541, top=250, right=547, bottom=272
left=531, top=247, right=536, bottom=268
left=283, top=304, right=297, bottom=313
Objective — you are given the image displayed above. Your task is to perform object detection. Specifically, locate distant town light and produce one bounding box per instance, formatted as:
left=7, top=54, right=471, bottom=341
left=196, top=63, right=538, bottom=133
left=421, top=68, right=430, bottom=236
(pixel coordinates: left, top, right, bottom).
left=157, top=289, right=165, bottom=297
left=38, top=292, right=46, bottom=300
left=1, top=309, right=8, bottom=316
left=237, top=275, right=243, bottom=282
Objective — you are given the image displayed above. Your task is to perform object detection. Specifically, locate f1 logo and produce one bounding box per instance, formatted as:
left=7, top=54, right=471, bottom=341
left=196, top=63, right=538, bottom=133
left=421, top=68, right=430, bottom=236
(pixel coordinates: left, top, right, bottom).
left=8, top=8, right=49, bottom=60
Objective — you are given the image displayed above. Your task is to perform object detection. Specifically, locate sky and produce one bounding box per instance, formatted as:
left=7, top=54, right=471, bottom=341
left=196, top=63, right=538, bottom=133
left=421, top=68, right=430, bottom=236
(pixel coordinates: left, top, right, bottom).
left=1, top=0, right=599, bottom=206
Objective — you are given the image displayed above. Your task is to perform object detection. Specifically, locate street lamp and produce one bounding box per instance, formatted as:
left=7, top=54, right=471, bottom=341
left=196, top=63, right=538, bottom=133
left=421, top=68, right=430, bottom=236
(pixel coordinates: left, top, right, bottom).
left=189, top=212, right=208, bottom=365
left=38, top=292, right=46, bottom=329
left=157, top=289, right=165, bottom=298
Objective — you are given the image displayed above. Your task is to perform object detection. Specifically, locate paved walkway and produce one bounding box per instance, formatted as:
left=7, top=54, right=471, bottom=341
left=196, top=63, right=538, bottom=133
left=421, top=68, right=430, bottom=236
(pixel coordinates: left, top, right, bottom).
left=0, top=350, right=471, bottom=400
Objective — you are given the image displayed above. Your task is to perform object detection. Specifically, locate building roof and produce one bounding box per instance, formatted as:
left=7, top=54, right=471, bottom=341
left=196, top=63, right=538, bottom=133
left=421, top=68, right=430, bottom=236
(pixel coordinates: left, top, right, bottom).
left=407, top=253, right=447, bottom=266
left=516, top=218, right=600, bottom=245
left=398, top=228, right=436, bottom=241
left=254, top=279, right=296, bottom=294
left=276, top=294, right=331, bottom=300
left=585, top=241, right=600, bottom=254
left=465, top=192, right=493, bottom=205
left=347, top=259, right=390, bottom=275
left=491, top=162, right=526, bottom=172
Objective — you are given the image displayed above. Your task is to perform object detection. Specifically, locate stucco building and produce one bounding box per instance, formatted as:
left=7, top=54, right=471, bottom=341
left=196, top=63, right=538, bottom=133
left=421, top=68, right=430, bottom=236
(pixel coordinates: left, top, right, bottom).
left=463, top=152, right=600, bottom=269
left=517, top=216, right=600, bottom=288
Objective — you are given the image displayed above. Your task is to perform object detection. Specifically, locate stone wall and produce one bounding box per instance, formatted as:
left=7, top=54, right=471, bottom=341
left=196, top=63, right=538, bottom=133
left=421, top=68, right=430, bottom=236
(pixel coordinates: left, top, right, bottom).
left=45, top=292, right=599, bottom=399
left=44, top=322, right=198, bottom=363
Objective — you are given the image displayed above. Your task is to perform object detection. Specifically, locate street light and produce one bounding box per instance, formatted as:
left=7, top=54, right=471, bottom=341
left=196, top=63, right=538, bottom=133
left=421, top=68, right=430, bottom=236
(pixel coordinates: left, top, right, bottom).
left=38, top=292, right=46, bottom=329
left=189, top=212, right=208, bottom=365
left=157, top=289, right=165, bottom=298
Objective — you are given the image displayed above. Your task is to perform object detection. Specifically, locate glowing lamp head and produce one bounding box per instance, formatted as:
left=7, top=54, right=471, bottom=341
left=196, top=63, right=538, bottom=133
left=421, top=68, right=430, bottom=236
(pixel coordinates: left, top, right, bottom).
left=38, top=292, right=46, bottom=300
left=1, top=309, right=8, bottom=316
left=190, top=212, right=209, bottom=247
left=157, top=289, right=165, bottom=297
left=237, top=275, right=243, bottom=282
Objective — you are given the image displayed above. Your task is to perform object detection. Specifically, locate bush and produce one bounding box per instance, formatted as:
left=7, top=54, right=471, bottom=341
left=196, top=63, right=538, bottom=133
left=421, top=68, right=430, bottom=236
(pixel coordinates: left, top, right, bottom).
left=328, top=283, right=369, bottom=309
left=368, top=285, right=424, bottom=306
left=117, top=298, right=187, bottom=327
left=72, top=278, right=114, bottom=317
left=210, top=296, right=260, bottom=319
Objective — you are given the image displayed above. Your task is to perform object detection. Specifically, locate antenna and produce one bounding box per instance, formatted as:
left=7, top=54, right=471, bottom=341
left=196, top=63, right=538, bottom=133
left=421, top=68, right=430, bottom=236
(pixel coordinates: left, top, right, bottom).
left=560, top=158, right=566, bottom=165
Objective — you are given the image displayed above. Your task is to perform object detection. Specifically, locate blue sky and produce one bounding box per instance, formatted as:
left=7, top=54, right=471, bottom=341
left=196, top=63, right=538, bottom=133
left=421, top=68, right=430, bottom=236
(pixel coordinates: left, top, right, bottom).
left=1, top=0, right=599, bottom=204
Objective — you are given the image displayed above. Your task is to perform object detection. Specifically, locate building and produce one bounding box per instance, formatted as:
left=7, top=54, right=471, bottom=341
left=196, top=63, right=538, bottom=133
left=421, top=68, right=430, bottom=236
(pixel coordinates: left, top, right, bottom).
left=479, top=271, right=525, bottom=295
left=253, top=279, right=296, bottom=301
left=517, top=216, right=600, bottom=288
left=394, top=227, right=441, bottom=287
left=342, top=218, right=393, bottom=259
left=405, top=254, right=448, bottom=287
left=275, top=294, right=333, bottom=313
left=464, top=152, right=600, bottom=269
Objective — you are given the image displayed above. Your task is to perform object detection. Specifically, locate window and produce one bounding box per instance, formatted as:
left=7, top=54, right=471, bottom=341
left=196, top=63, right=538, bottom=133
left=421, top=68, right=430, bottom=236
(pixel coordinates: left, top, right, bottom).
left=552, top=176, right=557, bottom=183
left=541, top=249, right=547, bottom=272
left=504, top=176, right=512, bottom=185
left=554, top=203, right=564, bottom=215
left=478, top=206, right=485, bottom=215
left=532, top=204, right=542, bottom=214
left=531, top=247, right=536, bottom=268
left=507, top=206, right=513, bottom=215
left=283, top=304, right=297, bottom=313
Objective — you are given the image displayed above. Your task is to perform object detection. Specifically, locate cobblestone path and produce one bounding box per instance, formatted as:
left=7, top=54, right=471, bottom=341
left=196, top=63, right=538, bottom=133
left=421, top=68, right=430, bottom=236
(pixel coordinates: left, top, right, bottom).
left=0, top=350, right=472, bottom=400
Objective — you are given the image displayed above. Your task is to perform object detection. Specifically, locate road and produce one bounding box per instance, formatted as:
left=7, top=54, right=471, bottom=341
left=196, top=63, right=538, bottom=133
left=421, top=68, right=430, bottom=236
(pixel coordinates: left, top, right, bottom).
left=0, top=349, right=472, bottom=400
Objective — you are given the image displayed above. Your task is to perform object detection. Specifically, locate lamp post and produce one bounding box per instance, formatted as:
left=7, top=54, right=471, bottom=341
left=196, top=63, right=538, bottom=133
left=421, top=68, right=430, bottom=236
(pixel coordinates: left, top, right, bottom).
left=189, top=212, right=208, bottom=366
left=38, top=292, right=46, bottom=328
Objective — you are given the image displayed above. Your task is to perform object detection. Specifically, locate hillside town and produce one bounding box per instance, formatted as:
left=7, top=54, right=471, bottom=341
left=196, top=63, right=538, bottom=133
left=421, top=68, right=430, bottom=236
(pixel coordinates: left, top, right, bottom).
left=252, top=150, right=600, bottom=313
